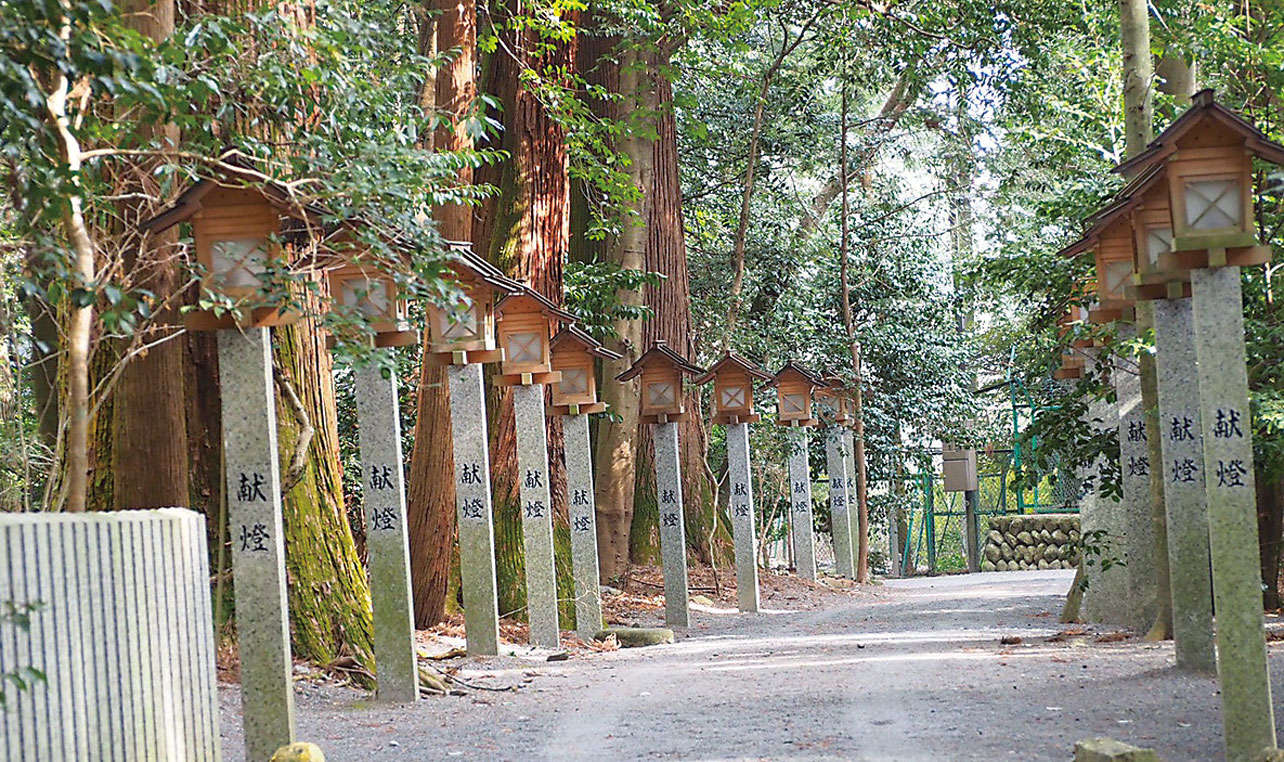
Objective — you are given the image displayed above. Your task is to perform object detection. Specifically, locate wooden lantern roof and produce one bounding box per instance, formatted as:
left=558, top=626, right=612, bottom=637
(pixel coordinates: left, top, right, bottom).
left=616, top=340, right=704, bottom=382
left=692, top=352, right=771, bottom=385
left=694, top=351, right=770, bottom=426
left=765, top=361, right=824, bottom=390
left=495, top=286, right=578, bottom=324
left=548, top=325, right=620, bottom=415
left=1111, top=90, right=1279, bottom=266
left=616, top=340, right=704, bottom=424
left=550, top=324, right=622, bottom=361
left=1113, top=89, right=1284, bottom=178
left=139, top=151, right=327, bottom=236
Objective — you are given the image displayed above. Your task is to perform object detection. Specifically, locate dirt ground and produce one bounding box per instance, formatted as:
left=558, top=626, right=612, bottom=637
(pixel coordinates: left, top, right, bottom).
left=218, top=568, right=1284, bottom=760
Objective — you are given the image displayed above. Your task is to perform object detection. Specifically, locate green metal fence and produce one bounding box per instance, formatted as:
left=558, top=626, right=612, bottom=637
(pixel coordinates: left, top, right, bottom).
left=875, top=449, right=1078, bottom=576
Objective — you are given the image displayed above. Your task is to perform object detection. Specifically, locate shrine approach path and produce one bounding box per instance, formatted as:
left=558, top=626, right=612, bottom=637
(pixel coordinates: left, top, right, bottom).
left=218, top=569, right=1284, bottom=760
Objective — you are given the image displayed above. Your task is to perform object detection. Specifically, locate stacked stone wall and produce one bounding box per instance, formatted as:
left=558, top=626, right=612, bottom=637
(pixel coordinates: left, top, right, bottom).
left=982, top=514, right=1081, bottom=572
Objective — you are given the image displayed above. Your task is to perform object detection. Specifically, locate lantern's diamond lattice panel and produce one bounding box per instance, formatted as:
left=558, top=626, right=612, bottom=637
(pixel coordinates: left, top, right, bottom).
left=210, top=237, right=268, bottom=289
left=1104, top=261, right=1132, bottom=298
left=1146, top=227, right=1172, bottom=267
left=783, top=393, right=806, bottom=414
left=341, top=277, right=392, bottom=318
left=506, top=332, right=543, bottom=364
left=1185, top=179, right=1241, bottom=230
left=648, top=381, right=675, bottom=408
left=559, top=368, right=588, bottom=396
left=441, top=304, right=482, bottom=341
left=720, top=385, right=746, bottom=410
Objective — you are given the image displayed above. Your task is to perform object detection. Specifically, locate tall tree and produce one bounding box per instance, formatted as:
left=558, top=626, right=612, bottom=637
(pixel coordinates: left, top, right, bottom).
left=581, top=30, right=651, bottom=582
left=405, top=0, right=478, bottom=628
left=110, top=0, right=190, bottom=510
left=723, top=9, right=823, bottom=345
left=630, top=37, right=717, bottom=568
left=471, top=0, right=579, bottom=618
left=220, top=0, right=376, bottom=669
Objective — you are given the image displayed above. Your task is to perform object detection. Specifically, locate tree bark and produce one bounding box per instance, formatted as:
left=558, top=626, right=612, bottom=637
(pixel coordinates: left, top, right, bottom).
left=273, top=274, right=374, bottom=667
left=1118, top=0, right=1154, bottom=160
left=204, top=0, right=376, bottom=669
left=838, top=73, right=871, bottom=582
left=631, top=44, right=715, bottom=567
left=43, top=7, right=95, bottom=512
left=110, top=0, right=190, bottom=510
left=21, top=279, right=60, bottom=450
left=471, top=0, right=577, bottom=618
left=0, top=269, right=16, bottom=512
left=584, top=36, right=650, bottom=582
left=1257, top=474, right=1283, bottom=610
left=405, top=0, right=477, bottom=628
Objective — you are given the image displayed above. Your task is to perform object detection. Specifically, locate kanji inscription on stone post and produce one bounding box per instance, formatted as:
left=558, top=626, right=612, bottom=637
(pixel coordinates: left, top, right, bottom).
left=1079, top=348, right=1128, bottom=626
left=353, top=360, right=418, bottom=702
left=1113, top=325, right=1158, bottom=632
left=788, top=428, right=816, bottom=581
left=217, top=327, right=295, bottom=760
left=842, top=428, right=860, bottom=576
left=1151, top=298, right=1215, bottom=672
left=654, top=421, right=691, bottom=627
left=449, top=362, right=501, bottom=656
left=1191, top=266, right=1275, bottom=759
left=513, top=383, right=559, bottom=648
left=826, top=428, right=853, bottom=579
left=726, top=422, right=761, bottom=612
left=562, top=413, right=603, bottom=639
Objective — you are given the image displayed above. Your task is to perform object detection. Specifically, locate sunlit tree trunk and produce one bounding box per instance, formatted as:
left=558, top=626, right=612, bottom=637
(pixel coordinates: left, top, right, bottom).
left=43, top=7, right=95, bottom=512
left=274, top=277, right=374, bottom=667
left=631, top=45, right=715, bottom=567
left=405, top=0, right=477, bottom=628
left=192, top=0, right=376, bottom=668
left=580, top=33, right=650, bottom=582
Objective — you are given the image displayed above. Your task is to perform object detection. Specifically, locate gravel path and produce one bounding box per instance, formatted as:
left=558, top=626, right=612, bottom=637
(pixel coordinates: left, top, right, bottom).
left=219, top=569, right=1284, bottom=760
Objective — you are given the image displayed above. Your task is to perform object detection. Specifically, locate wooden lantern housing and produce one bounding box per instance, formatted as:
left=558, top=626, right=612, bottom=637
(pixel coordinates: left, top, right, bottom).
left=494, top=286, right=577, bottom=385
left=425, top=243, right=523, bottom=365
left=766, top=362, right=823, bottom=427
left=1052, top=304, right=1088, bottom=381
left=1061, top=215, right=1135, bottom=324
left=1065, top=170, right=1191, bottom=306
left=139, top=160, right=321, bottom=331
left=615, top=340, right=705, bottom=424
left=815, top=376, right=854, bottom=426
left=325, top=261, right=419, bottom=347
left=1114, top=89, right=1283, bottom=265
left=549, top=325, right=622, bottom=415
left=693, top=351, right=771, bottom=425
left=1053, top=349, right=1085, bottom=381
